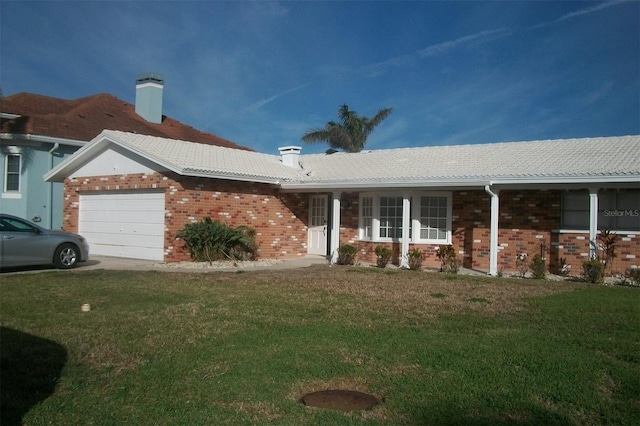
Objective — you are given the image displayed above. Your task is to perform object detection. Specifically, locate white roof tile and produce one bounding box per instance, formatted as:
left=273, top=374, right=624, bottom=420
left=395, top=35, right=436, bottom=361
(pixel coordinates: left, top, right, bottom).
left=296, top=135, right=640, bottom=185
left=102, top=130, right=300, bottom=182
left=58, top=131, right=639, bottom=188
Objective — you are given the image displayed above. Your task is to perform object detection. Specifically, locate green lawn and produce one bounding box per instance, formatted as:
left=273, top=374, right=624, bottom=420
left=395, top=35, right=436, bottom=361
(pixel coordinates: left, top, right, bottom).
left=1, top=266, right=639, bottom=425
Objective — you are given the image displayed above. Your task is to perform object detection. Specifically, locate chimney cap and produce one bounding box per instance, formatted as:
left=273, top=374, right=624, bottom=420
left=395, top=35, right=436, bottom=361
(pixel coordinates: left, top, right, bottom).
left=278, top=146, right=302, bottom=153
left=136, top=72, right=164, bottom=85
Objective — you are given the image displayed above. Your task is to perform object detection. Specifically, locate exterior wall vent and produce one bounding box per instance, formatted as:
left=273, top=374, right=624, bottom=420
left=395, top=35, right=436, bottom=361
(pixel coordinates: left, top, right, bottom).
left=135, top=72, right=164, bottom=124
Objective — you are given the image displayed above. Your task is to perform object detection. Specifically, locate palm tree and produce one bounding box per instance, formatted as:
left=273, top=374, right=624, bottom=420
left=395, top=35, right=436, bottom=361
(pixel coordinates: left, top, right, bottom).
left=302, top=104, right=393, bottom=153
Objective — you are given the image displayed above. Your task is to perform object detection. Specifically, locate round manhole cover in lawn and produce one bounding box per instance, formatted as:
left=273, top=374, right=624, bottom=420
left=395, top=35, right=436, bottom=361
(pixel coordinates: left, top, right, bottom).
left=299, top=390, right=380, bottom=412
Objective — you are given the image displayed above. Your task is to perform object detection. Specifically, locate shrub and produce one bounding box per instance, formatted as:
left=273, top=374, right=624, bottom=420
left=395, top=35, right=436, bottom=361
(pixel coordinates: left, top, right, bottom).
left=337, top=244, right=357, bottom=265
left=407, top=248, right=424, bottom=271
left=627, top=268, right=640, bottom=286
left=177, top=217, right=256, bottom=263
left=582, top=259, right=605, bottom=284
left=530, top=254, right=547, bottom=280
left=436, top=245, right=459, bottom=274
left=597, top=229, right=618, bottom=276
left=375, top=245, right=393, bottom=268
left=615, top=268, right=640, bottom=287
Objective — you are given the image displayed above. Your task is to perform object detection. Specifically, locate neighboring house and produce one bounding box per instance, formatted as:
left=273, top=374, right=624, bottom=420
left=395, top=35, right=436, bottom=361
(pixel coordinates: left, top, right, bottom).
left=0, top=73, right=249, bottom=229
left=46, top=130, right=640, bottom=275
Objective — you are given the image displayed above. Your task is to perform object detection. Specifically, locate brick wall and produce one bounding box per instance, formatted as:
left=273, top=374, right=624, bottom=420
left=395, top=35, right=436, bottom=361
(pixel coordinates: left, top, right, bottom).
left=335, top=189, right=639, bottom=275
left=62, top=174, right=639, bottom=273
left=63, top=172, right=310, bottom=262
left=556, top=232, right=639, bottom=276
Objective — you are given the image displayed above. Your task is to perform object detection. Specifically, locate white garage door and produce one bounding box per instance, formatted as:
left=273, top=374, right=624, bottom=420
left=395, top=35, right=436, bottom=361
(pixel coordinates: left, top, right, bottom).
left=79, top=191, right=165, bottom=261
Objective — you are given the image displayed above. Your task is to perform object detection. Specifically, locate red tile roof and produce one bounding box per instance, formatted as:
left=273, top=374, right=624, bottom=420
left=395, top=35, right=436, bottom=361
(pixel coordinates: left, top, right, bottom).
left=1, top=92, right=252, bottom=151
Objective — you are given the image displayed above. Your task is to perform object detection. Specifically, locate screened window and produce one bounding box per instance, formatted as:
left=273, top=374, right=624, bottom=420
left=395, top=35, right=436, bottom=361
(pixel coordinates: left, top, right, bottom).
left=4, top=154, right=21, bottom=192
left=561, top=190, right=640, bottom=231
left=561, top=191, right=589, bottom=229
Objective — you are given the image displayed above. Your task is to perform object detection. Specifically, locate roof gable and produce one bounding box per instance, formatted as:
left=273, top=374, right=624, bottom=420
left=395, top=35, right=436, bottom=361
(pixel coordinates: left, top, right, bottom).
left=46, top=130, right=299, bottom=184
left=1, top=92, right=251, bottom=150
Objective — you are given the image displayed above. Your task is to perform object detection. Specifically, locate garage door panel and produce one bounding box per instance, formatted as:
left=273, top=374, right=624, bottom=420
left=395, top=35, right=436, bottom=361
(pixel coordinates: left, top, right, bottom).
left=79, top=191, right=165, bottom=261
left=79, top=221, right=165, bottom=235
left=79, top=211, right=164, bottom=224
left=82, top=229, right=164, bottom=241
left=89, top=244, right=164, bottom=261
left=81, top=202, right=165, bottom=214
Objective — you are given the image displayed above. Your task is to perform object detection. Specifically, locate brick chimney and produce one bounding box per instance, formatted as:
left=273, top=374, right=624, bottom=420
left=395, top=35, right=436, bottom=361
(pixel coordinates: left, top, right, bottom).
left=278, top=146, right=302, bottom=168
left=135, top=72, right=164, bottom=124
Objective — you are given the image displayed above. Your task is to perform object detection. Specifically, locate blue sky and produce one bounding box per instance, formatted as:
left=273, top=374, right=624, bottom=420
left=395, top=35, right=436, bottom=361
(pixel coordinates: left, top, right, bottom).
left=1, top=1, right=638, bottom=154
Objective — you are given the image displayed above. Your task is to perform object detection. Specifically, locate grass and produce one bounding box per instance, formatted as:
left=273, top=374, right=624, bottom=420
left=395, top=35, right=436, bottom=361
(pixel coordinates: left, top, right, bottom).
left=1, top=265, right=639, bottom=425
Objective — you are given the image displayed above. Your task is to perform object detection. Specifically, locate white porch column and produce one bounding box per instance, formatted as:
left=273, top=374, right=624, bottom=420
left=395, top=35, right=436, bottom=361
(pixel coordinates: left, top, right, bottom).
left=588, top=188, right=599, bottom=259
left=330, top=192, right=342, bottom=264
left=484, top=185, right=500, bottom=276
left=400, top=194, right=411, bottom=269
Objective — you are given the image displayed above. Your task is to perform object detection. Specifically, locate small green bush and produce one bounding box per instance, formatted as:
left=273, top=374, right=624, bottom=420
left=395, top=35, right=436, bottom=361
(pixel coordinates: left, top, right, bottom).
left=337, top=244, right=357, bottom=265
left=407, top=248, right=424, bottom=270
left=530, top=254, right=547, bottom=280
left=177, top=217, right=256, bottom=263
left=375, top=245, right=393, bottom=268
left=583, top=259, right=605, bottom=284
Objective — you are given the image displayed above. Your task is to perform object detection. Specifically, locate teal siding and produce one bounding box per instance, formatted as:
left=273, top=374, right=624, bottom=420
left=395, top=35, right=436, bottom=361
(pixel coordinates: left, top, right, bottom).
left=1, top=142, right=80, bottom=230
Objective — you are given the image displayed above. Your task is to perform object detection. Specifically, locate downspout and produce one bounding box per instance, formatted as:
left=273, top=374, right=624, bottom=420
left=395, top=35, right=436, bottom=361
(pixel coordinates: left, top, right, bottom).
left=588, top=188, right=599, bottom=259
left=484, top=184, right=499, bottom=276
left=48, top=143, right=59, bottom=228
left=400, top=193, right=411, bottom=269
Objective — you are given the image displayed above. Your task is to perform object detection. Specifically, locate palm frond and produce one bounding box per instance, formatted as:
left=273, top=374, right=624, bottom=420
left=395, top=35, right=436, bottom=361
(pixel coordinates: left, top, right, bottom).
left=301, top=104, right=393, bottom=152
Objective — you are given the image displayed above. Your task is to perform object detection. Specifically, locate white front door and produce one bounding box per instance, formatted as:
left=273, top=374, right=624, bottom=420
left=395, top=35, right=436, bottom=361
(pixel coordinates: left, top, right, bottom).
left=307, top=195, right=328, bottom=255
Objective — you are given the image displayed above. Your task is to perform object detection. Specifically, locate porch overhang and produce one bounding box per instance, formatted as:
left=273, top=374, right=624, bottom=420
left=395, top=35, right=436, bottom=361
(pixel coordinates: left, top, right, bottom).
left=278, top=175, right=640, bottom=192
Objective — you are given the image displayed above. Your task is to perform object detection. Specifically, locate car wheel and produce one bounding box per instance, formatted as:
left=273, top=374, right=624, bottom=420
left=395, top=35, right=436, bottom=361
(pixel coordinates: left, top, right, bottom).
left=54, top=243, right=79, bottom=269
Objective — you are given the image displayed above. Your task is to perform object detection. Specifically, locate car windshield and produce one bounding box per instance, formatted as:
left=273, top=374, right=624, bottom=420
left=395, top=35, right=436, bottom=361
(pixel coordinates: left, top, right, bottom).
left=0, top=217, right=37, bottom=233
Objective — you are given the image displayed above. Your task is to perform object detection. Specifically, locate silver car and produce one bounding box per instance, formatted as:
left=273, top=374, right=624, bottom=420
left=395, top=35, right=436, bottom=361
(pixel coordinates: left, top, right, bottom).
left=0, top=214, right=90, bottom=269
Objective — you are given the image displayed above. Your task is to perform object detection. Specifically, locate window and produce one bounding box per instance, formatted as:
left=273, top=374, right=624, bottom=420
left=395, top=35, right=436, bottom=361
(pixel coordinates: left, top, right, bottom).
left=379, top=196, right=403, bottom=238
left=419, top=195, right=448, bottom=240
left=361, top=196, right=373, bottom=239
left=561, top=191, right=589, bottom=229
left=4, top=154, right=21, bottom=192
left=359, top=192, right=451, bottom=243
left=561, top=189, right=640, bottom=232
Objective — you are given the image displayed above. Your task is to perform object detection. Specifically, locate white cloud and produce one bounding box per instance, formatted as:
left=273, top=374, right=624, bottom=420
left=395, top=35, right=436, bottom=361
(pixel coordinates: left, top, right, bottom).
left=417, top=28, right=508, bottom=57
left=531, top=0, right=624, bottom=29
left=246, top=83, right=311, bottom=111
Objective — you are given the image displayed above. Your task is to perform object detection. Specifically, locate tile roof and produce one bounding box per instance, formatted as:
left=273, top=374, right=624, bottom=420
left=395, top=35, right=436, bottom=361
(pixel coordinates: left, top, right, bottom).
left=1, top=92, right=251, bottom=150
left=295, top=135, right=640, bottom=186
left=52, top=131, right=639, bottom=189
left=95, top=130, right=300, bottom=183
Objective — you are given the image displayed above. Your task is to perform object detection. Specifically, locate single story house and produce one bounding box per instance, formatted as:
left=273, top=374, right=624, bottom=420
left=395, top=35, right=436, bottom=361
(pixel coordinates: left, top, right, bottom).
left=0, top=73, right=249, bottom=230
left=45, top=130, right=639, bottom=275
